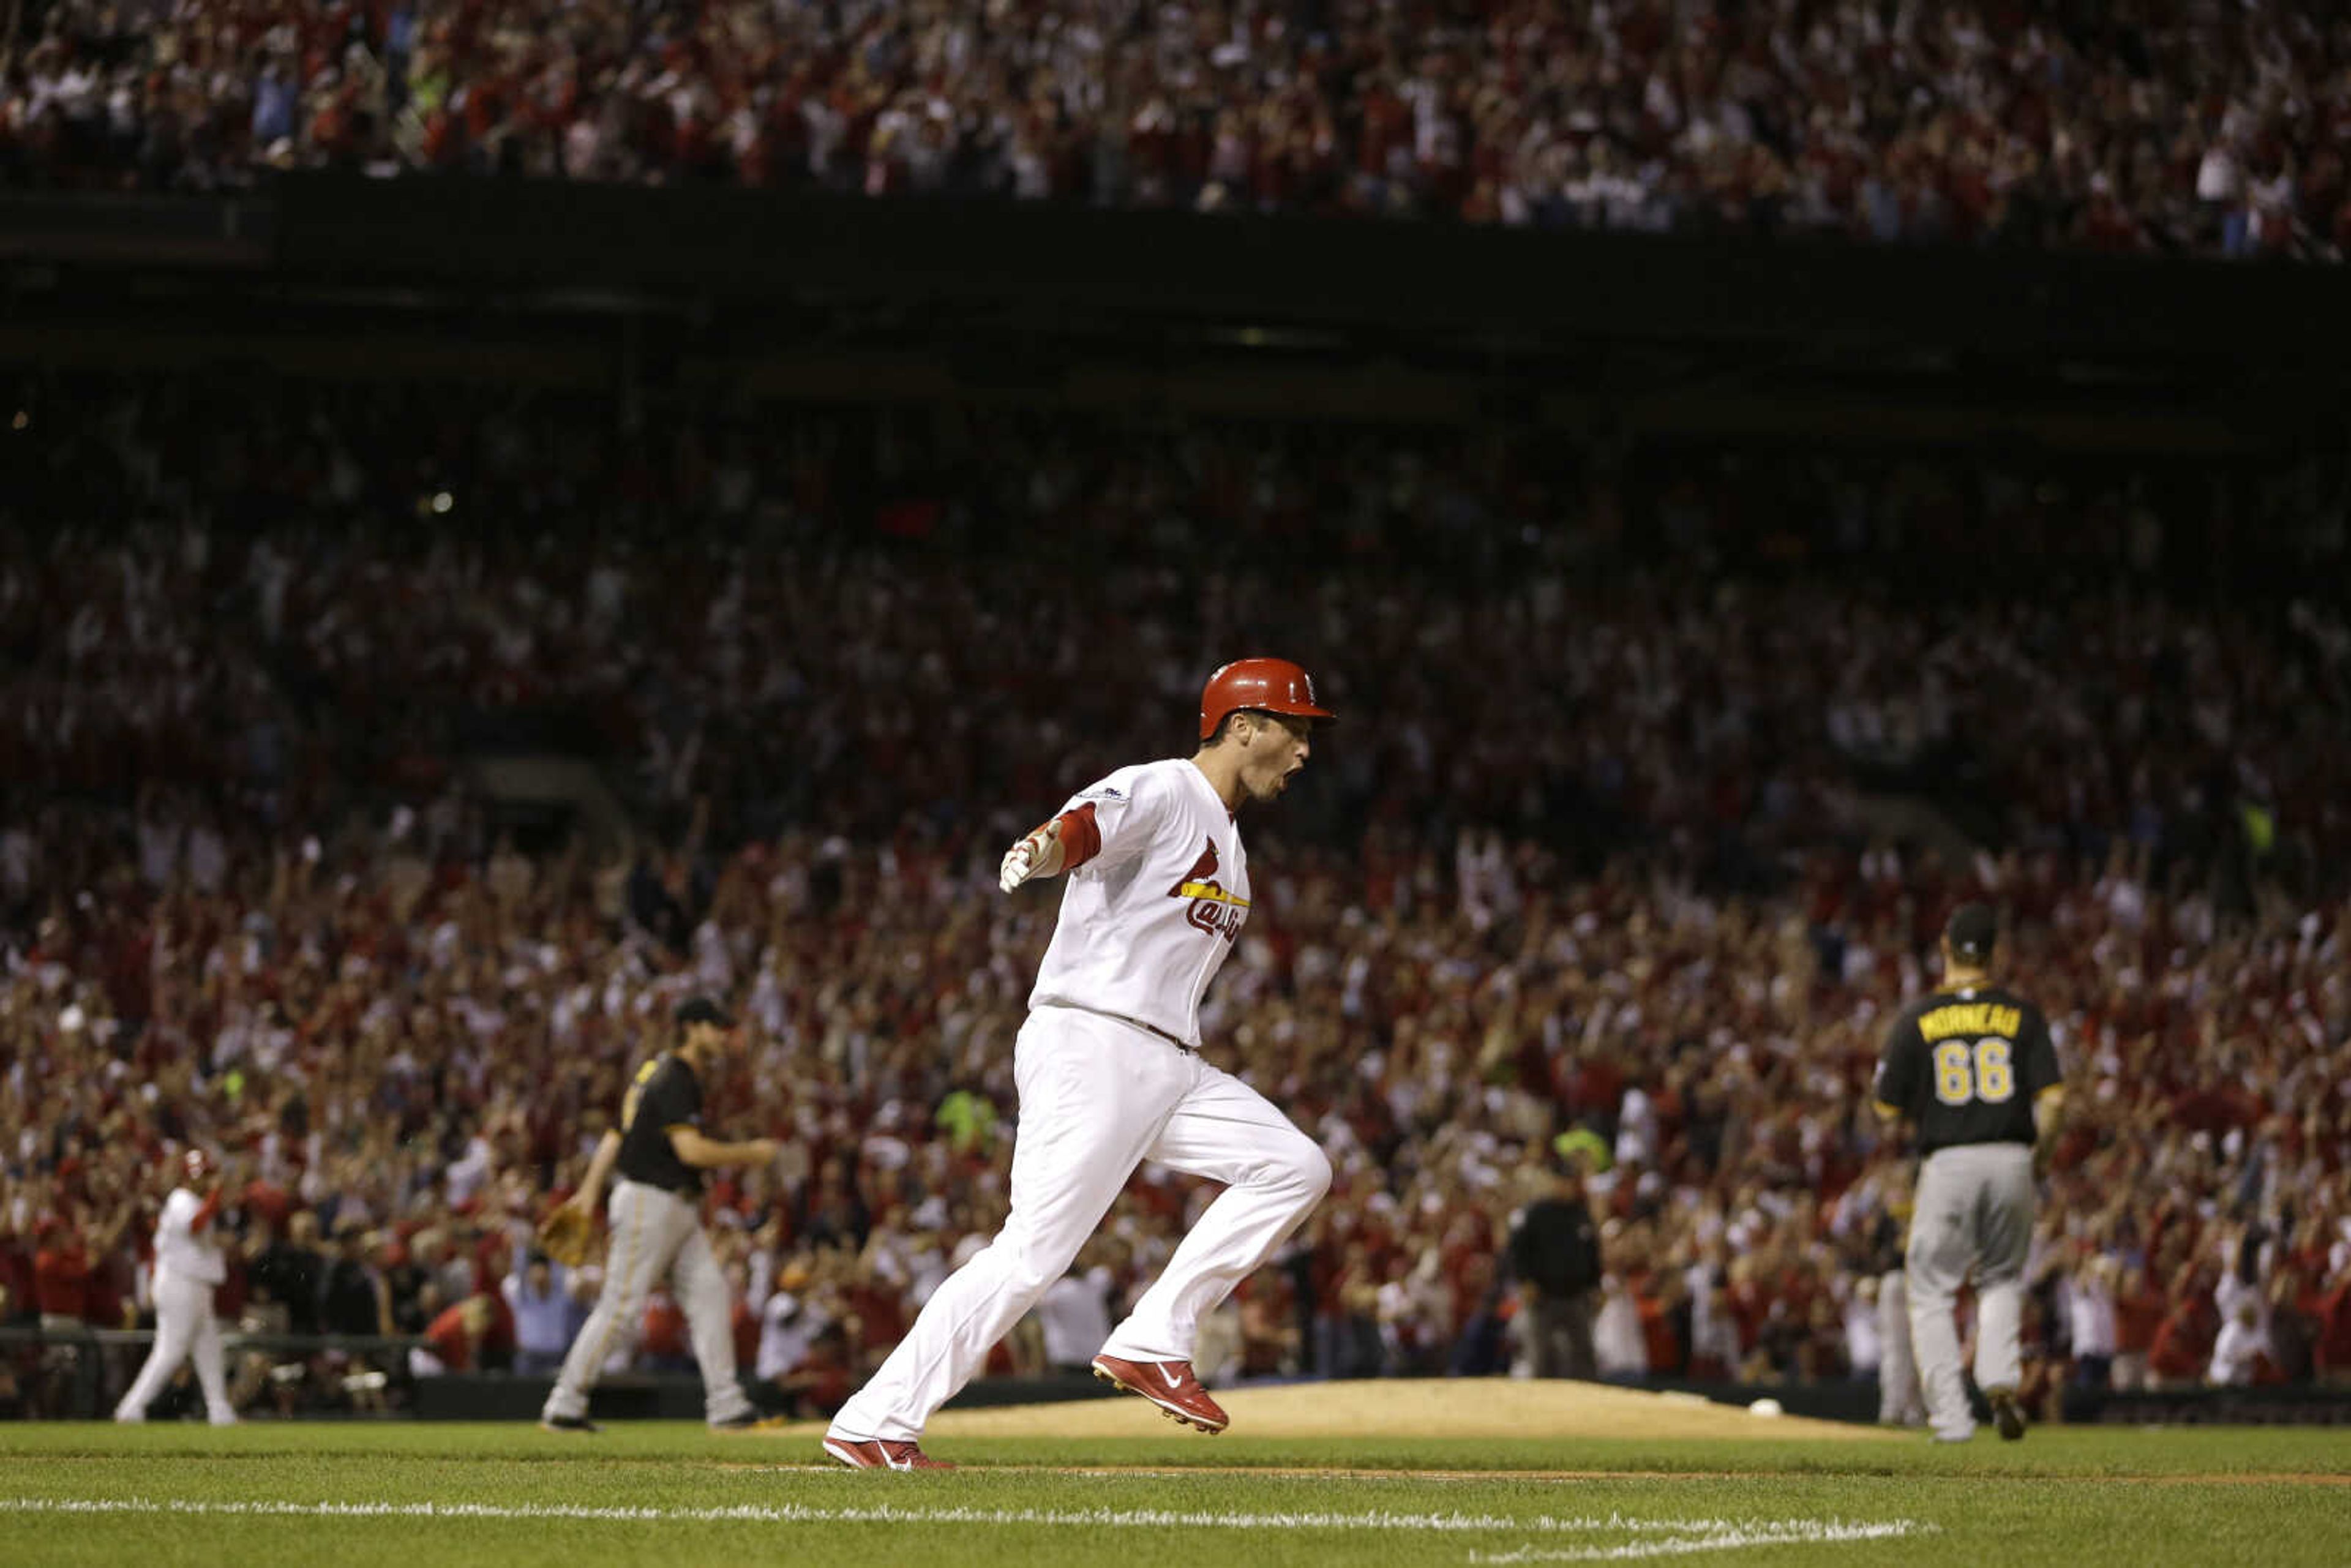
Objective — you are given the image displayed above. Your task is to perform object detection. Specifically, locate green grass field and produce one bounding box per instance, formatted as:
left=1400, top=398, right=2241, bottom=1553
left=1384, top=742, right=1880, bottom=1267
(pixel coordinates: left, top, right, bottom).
left=4, top=1420, right=2348, bottom=1567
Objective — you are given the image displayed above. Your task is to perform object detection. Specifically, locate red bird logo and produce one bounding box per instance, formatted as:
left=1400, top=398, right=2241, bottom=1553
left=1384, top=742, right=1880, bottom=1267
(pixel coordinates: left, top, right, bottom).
left=1169, top=838, right=1247, bottom=942
left=1168, top=839, right=1219, bottom=898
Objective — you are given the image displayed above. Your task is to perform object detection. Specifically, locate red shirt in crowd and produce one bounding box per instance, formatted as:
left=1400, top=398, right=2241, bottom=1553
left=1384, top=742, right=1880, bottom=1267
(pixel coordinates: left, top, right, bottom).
left=2318, top=1282, right=2351, bottom=1376
left=0, top=1235, right=33, bottom=1318
left=641, top=1290, right=688, bottom=1360
left=32, top=1232, right=92, bottom=1320
left=2114, top=1288, right=2166, bottom=1355
left=1636, top=1280, right=1681, bottom=1373
left=2148, top=1301, right=2214, bottom=1382
left=731, top=1297, right=759, bottom=1370
left=424, top=1298, right=487, bottom=1371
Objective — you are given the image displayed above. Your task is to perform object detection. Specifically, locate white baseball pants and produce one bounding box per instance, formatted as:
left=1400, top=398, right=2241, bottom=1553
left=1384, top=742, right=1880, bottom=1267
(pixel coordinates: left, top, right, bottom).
left=541, top=1179, right=752, bottom=1425
left=114, top=1267, right=234, bottom=1424
left=830, top=1005, right=1330, bottom=1442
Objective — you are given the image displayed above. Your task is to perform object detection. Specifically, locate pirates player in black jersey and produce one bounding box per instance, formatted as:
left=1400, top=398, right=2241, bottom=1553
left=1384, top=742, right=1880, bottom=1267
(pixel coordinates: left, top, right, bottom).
left=1872, top=903, right=2063, bottom=1442
left=539, top=997, right=780, bottom=1433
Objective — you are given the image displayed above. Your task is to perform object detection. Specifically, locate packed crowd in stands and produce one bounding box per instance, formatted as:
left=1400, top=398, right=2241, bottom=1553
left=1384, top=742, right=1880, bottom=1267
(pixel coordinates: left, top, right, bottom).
left=4, top=791, right=2349, bottom=1418
left=3, top=0, right=2348, bottom=258
left=2, top=372, right=2350, bottom=1419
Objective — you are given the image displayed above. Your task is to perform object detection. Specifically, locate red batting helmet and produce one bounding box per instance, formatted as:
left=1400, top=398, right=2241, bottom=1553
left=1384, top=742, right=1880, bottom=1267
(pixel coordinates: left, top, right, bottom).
left=1199, top=658, right=1337, bottom=741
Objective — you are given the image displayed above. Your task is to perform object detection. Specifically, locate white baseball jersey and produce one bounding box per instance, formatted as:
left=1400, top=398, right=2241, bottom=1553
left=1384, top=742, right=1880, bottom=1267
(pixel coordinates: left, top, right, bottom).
left=1028, top=759, right=1248, bottom=1047
left=154, top=1187, right=226, bottom=1284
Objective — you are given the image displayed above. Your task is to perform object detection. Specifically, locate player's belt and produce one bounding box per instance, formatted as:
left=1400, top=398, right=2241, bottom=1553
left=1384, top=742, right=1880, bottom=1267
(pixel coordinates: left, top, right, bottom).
left=615, top=1174, right=699, bottom=1199
left=1120, top=1015, right=1198, bottom=1054
left=1045, top=1002, right=1198, bottom=1054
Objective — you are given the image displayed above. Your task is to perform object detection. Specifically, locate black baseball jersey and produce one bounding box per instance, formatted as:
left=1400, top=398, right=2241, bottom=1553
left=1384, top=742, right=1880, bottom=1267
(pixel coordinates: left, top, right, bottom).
left=1509, top=1196, right=1602, bottom=1298
left=614, top=1053, right=703, bottom=1195
left=1873, top=985, right=2060, bottom=1155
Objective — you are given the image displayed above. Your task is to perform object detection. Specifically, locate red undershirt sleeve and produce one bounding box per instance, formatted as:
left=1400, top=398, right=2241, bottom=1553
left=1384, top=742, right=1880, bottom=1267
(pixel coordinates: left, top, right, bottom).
left=190, top=1191, right=222, bottom=1232
left=1054, top=802, right=1102, bottom=870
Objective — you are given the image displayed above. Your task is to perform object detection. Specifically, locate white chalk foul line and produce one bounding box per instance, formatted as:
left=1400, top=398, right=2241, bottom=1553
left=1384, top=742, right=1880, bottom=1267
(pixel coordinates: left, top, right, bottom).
left=1469, top=1521, right=1925, bottom=1561
left=2, top=1498, right=1925, bottom=1548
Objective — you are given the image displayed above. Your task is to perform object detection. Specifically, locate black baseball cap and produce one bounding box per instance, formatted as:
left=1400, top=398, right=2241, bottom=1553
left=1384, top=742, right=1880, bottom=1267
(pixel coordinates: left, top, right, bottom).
left=1944, top=903, right=1998, bottom=963
left=674, top=996, right=735, bottom=1029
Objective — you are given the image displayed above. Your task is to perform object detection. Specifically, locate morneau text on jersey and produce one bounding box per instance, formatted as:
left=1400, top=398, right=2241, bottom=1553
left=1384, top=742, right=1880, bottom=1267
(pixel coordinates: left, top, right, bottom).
left=1916, top=1002, right=2023, bottom=1043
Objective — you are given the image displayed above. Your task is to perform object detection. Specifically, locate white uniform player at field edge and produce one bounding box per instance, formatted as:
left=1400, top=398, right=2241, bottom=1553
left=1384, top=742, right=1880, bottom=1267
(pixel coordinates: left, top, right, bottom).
left=823, top=658, right=1338, bottom=1472
left=114, top=1148, right=236, bottom=1425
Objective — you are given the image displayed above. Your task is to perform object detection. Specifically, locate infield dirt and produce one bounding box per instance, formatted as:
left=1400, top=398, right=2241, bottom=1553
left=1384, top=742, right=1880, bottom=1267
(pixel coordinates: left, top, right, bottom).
left=926, top=1378, right=1875, bottom=1442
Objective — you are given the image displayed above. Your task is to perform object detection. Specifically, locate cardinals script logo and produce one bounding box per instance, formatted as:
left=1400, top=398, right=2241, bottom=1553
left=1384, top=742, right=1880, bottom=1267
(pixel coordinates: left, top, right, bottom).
left=1169, top=838, right=1247, bottom=943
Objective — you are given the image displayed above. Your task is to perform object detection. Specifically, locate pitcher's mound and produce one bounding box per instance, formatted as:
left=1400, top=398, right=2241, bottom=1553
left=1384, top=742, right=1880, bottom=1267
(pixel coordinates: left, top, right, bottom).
left=930, top=1379, right=1872, bottom=1441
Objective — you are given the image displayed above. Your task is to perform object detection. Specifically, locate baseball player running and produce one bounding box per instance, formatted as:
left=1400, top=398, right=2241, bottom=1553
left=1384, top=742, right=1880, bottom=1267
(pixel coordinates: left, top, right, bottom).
left=1872, top=902, right=2063, bottom=1442
left=822, top=658, right=1338, bottom=1471
left=114, top=1148, right=236, bottom=1425
left=539, top=996, right=779, bottom=1433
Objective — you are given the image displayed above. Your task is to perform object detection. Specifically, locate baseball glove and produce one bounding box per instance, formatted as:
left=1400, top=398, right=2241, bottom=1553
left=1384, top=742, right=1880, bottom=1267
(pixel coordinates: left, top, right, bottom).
left=535, top=1201, right=596, bottom=1267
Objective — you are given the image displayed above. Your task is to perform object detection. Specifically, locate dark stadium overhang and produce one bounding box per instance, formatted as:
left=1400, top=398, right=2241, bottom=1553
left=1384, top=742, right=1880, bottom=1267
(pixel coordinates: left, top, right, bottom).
left=2, top=179, right=2343, bottom=456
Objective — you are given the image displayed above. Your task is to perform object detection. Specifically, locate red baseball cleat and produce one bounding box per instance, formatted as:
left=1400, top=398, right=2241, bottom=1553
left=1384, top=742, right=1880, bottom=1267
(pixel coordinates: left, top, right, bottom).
left=1090, top=1354, right=1229, bottom=1433
left=821, top=1435, right=956, bottom=1471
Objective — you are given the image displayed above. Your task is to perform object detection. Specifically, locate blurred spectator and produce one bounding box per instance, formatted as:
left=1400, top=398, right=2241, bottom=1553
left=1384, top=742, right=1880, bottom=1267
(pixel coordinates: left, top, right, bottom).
left=1314, top=1242, right=1386, bottom=1381
left=416, top=1292, right=495, bottom=1377
left=1590, top=1267, right=1648, bottom=1382
left=640, top=1286, right=691, bottom=1376
left=2209, top=1297, right=2270, bottom=1388
left=250, top=1212, right=324, bottom=1338
left=2109, top=1262, right=2165, bottom=1394
left=2064, top=1256, right=2119, bottom=1391
left=1037, top=1259, right=1114, bottom=1378
left=503, top=1253, right=571, bottom=1377
left=320, top=1220, right=389, bottom=1338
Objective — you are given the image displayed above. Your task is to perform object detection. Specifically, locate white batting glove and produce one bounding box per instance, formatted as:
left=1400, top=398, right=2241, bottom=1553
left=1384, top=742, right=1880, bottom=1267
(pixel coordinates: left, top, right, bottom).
left=999, top=832, right=1045, bottom=894
left=999, top=821, right=1063, bottom=893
